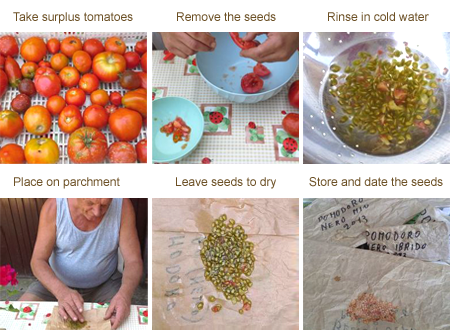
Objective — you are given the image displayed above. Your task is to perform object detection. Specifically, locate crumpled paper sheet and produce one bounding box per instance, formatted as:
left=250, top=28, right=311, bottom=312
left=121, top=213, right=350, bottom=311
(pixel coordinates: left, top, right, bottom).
left=152, top=198, right=299, bottom=329
left=304, top=239, right=450, bottom=330
left=304, top=198, right=441, bottom=247
left=45, top=306, right=111, bottom=330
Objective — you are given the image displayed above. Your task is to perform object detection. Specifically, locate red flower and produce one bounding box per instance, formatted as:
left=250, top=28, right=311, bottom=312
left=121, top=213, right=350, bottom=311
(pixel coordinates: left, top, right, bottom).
left=201, top=157, right=211, bottom=164
left=0, top=265, right=18, bottom=286
left=248, top=122, right=256, bottom=129
left=192, top=58, right=197, bottom=66
left=143, top=310, right=148, bottom=317
left=23, top=306, right=32, bottom=313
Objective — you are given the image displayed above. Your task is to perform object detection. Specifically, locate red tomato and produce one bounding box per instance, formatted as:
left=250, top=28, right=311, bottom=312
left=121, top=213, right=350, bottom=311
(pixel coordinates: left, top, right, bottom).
left=0, top=110, right=23, bottom=138
left=282, top=113, right=299, bottom=138
left=137, top=72, right=147, bottom=89
left=82, top=39, right=105, bottom=58
left=72, top=50, right=92, bottom=74
left=21, top=62, right=39, bottom=79
left=105, top=105, right=117, bottom=115
left=47, top=38, right=60, bottom=54
left=65, top=88, right=86, bottom=107
left=0, top=143, right=25, bottom=164
left=105, top=37, right=126, bottom=55
left=0, top=35, right=19, bottom=57
left=34, top=68, right=61, bottom=98
left=229, top=32, right=260, bottom=50
left=5, top=56, right=22, bottom=88
left=46, top=95, right=66, bottom=116
left=241, top=73, right=263, bottom=93
left=18, top=78, right=37, bottom=97
left=135, top=139, right=147, bottom=163
left=109, top=108, right=143, bottom=141
left=135, top=39, right=147, bottom=55
left=79, top=73, right=99, bottom=94
left=50, top=53, right=69, bottom=72
left=24, top=106, right=52, bottom=135
left=90, top=89, right=110, bottom=106
left=141, top=52, right=147, bottom=72
left=38, top=61, right=51, bottom=68
left=25, top=138, right=59, bottom=164
left=92, top=52, right=126, bottom=83
left=68, top=127, right=108, bottom=164
left=0, top=69, right=8, bottom=97
left=59, top=66, right=80, bottom=87
left=58, top=105, right=83, bottom=134
left=109, top=92, right=122, bottom=106
left=288, top=80, right=299, bottom=109
left=20, top=37, right=47, bottom=62
left=124, top=51, right=140, bottom=69
left=253, top=63, right=271, bottom=77
left=0, top=54, right=5, bottom=69
left=60, top=36, right=82, bottom=58
left=83, top=105, right=109, bottom=129
left=108, top=142, right=137, bottom=163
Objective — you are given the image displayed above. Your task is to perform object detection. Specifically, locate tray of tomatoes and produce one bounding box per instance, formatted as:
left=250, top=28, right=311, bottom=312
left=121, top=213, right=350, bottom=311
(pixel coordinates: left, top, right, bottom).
left=0, top=32, right=147, bottom=164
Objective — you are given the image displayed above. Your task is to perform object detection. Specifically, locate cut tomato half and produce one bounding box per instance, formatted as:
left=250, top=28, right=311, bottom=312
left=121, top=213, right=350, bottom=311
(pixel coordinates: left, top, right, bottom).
left=253, top=63, right=271, bottom=77
left=241, top=73, right=264, bottom=94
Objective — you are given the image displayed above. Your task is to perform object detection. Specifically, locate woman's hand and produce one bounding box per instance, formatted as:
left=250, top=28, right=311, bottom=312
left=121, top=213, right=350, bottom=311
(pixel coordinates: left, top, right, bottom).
left=240, top=32, right=299, bottom=63
left=161, top=32, right=216, bottom=58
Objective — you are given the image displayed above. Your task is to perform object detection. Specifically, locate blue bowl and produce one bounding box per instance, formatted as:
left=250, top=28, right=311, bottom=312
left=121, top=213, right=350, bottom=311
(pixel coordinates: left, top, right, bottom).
left=197, top=32, right=299, bottom=103
left=152, top=97, right=204, bottom=163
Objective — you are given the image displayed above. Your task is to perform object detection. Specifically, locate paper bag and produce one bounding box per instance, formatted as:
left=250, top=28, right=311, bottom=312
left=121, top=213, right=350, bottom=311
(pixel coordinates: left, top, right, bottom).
left=45, top=306, right=111, bottom=330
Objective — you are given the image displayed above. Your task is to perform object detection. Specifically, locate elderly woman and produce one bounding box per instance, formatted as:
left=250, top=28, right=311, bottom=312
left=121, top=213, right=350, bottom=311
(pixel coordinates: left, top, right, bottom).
left=20, top=198, right=143, bottom=330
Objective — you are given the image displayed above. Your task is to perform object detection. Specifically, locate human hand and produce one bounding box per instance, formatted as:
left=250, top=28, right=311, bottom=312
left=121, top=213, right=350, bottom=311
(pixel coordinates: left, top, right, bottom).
left=240, top=32, right=299, bottom=63
left=160, top=32, right=216, bottom=58
left=56, top=287, right=84, bottom=322
left=104, top=291, right=131, bottom=330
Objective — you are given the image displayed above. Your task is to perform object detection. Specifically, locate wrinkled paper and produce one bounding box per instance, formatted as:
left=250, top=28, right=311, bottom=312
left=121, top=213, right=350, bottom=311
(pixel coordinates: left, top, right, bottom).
left=45, top=307, right=111, bottom=330
left=152, top=198, right=299, bottom=330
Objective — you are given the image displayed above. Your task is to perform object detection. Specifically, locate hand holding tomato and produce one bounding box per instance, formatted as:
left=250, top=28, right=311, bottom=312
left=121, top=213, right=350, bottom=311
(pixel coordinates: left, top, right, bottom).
left=160, top=32, right=216, bottom=58
left=240, top=32, right=299, bottom=63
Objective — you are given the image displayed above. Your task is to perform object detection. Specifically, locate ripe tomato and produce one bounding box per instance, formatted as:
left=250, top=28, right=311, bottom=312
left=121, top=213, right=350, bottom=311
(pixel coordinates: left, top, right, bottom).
left=5, top=56, right=22, bottom=87
left=0, top=110, right=24, bottom=138
left=282, top=113, right=299, bottom=138
left=241, top=73, right=263, bottom=93
left=21, top=62, right=39, bottom=79
left=253, top=63, right=271, bottom=77
left=65, top=88, right=86, bottom=107
left=0, top=54, right=4, bottom=69
left=108, top=142, right=137, bottom=163
left=0, top=69, right=7, bottom=97
left=50, top=53, right=69, bottom=72
left=20, top=37, right=47, bottom=62
left=34, top=68, right=61, bottom=98
left=105, top=37, right=126, bottom=55
left=18, top=79, right=37, bottom=97
left=58, top=105, right=83, bottom=134
left=90, top=89, right=110, bottom=106
left=46, top=95, right=66, bottom=116
left=122, top=90, right=147, bottom=118
left=24, top=137, right=59, bottom=164
left=79, top=73, right=99, bottom=94
left=105, top=105, right=117, bottom=115
left=68, top=127, right=108, bottom=164
left=135, top=39, right=147, bottom=55
left=109, top=108, right=142, bottom=141
left=82, top=38, right=105, bottom=58
left=288, top=80, right=299, bottom=109
left=135, top=139, right=147, bottom=163
left=93, top=52, right=126, bottom=83
left=83, top=104, right=109, bottom=129
left=124, top=51, right=140, bottom=69
left=141, top=52, right=147, bottom=72
left=137, top=72, right=147, bottom=89
left=39, top=61, right=51, bottom=68
left=119, top=70, right=141, bottom=90
left=47, top=38, right=60, bottom=54
left=0, top=143, right=25, bottom=164
left=109, top=92, right=122, bottom=106
left=59, top=66, right=80, bottom=87
left=72, top=50, right=92, bottom=73
left=60, top=36, right=82, bottom=58
left=0, top=35, right=19, bottom=57
left=24, top=106, right=52, bottom=135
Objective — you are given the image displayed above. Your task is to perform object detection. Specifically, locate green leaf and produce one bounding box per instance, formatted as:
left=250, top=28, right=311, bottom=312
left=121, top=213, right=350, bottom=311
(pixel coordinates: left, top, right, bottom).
left=7, top=289, right=19, bottom=296
left=218, top=122, right=228, bottom=130
left=2, top=304, right=19, bottom=312
left=208, top=124, right=219, bottom=132
left=189, top=66, right=195, bottom=73
left=277, top=130, right=289, bottom=141
left=139, top=310, right=143, bottom=316
left=143, top=317, right=148, bottom=323
left=250, top=135, right=258, bottom=142
left=249, top=128, right=257, bottom=135
left=223, top=118, right=231, bottom=125
left=257, top=134, right=265, bottom=140
left=187, top=58, right=193, bottom=65
left=203, top=114, right=210, bottom=122
left=192, top=68, right=199, bottom=73
left=281, top=146, right=293, bottom=158
left=215, top=106, right=227, bottom=114
left=275, top=135, right=283, bottom=144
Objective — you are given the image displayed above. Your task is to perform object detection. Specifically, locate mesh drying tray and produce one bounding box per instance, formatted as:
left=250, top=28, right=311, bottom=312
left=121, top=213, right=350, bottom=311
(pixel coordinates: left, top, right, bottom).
left=0, top=32, right=147, bottom=164
left=303, top=32, right=450, bottom=164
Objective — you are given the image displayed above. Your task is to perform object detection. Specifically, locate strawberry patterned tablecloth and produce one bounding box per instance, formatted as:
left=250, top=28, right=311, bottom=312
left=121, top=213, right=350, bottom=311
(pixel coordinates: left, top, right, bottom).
left=152, top=51, right=299, bottom=164
left=0, top=301, right=148, bottom=330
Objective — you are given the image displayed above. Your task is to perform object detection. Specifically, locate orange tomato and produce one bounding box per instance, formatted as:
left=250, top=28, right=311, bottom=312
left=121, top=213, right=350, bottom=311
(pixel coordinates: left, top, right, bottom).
left=58, top=105, right=83, bottom=134
left=122, top=90, right=147, bottom=118
left=79, top=73, right=100, bottom=94
left=24, top=138, right=59, bottom=164
left=59, top=66, right=80, bottom=87
left=46, top=95, right=66, bottom=116
left=83, top=105, right=109, bottom=129
left=72, top=50, right=92, bottom=73
left=24, top=106, right=52, bottom=135
left=60, top=36, right=82, bottom=58
left=92, top=52, right=126, bottom=83
left=65, top=88, right=86, bottom=107
left=20, top=37, right=47, bottom=62
left=21, top=62, right=39, bottom=79
left=141, top=52, right=147, bottom=72
left=90, top=89, right=110, bottom=106
left=0, top=110, right=24, bottom=138
left=109, top=108, right=142, bottom=141
left=83, top=38, right=105, bottom=58
left=105, top=37, right=126, bottom=54
left=50, top=53, right=69, bottom=72
left=47, top=38, right=60, bottom=54
left=0, top=143, right=25, bottom=164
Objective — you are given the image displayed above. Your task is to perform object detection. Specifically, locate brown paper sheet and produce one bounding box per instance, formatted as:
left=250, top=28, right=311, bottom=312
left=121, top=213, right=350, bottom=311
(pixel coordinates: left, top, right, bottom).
left=152, top=198, right=299, bottom=329
left=45, top=307, right=111, bottom=330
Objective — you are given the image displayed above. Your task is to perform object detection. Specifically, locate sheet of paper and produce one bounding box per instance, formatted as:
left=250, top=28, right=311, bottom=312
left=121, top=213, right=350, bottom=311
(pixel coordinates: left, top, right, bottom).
left=45, top=307, right=111, bottom=330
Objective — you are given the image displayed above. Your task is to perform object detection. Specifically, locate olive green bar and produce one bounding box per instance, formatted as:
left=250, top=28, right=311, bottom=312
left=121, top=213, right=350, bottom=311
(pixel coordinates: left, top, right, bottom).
left=13, top=12, right=133, bottom=24
left=328, top=12, right=430, bottom=21
left=177, top=12, right=277, bottom=21
left=177, top=177, right=277, bottom=190
left=14, top=177, right=120, bottom=190
left=309, top=177, right=444, bottom=187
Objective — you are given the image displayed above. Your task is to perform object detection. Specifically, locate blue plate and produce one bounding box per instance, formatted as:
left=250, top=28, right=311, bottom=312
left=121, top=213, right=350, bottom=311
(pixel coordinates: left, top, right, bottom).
left=152, top=97, right=204, bottom=163
left=197, top=32, right=299, bottom=103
